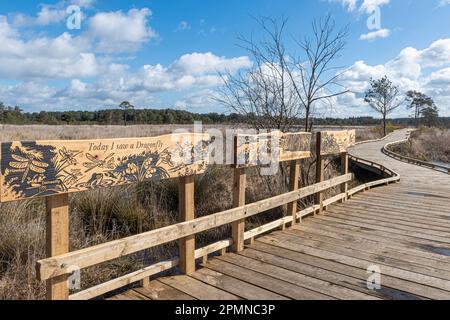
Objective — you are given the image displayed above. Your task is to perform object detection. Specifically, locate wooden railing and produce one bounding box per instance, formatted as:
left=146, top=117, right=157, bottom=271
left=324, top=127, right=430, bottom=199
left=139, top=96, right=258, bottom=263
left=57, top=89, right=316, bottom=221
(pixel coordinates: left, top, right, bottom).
left=0, top=129, right=400, bottom=300
left=383, top=134, right=450, bottom=174
left=347, top=154, right=400, bottom=196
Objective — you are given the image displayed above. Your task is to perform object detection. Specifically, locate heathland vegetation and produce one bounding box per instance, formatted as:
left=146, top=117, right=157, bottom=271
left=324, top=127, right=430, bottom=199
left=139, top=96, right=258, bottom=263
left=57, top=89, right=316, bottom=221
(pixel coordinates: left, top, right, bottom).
left=388, top=127, right=450, bottom=164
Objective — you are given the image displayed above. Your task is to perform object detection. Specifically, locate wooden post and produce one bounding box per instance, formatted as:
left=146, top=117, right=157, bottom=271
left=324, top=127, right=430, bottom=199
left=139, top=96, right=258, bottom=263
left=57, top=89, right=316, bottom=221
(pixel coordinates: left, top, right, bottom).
left=340, top=152, right=349, bottom=202
left=315, top=132, right=325, bottom=215
left=140, top=277, right=150, bottom=288
left=46, top=194, right=69, bottom=300
left=287, top=160, right=301, bottom=224
left=179, top=175, right=195, bottom=275
left=232, top=167, right=246, bottom=252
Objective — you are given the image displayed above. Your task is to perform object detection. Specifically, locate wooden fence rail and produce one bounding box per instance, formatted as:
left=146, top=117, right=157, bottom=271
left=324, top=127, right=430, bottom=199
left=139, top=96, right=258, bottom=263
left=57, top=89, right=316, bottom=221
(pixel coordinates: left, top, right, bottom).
left=0, top=128, right=402, bottom=300
left=382, top=132, right=450, bottom=174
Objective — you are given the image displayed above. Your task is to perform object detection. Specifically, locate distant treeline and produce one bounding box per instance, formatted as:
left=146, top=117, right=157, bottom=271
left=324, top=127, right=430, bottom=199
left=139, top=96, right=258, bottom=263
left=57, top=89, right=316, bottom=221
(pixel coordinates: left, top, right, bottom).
left=0, top=103, right=449, bottom=127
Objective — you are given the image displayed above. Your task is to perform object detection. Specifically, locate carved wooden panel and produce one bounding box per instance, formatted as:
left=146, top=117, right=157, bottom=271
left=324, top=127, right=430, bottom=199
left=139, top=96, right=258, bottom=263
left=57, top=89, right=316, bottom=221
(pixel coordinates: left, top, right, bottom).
left=0, top=133, right=210, bottom=202
left=319, top=130, right=356, bottom=156
left=234, top=131, right=311, bottom=168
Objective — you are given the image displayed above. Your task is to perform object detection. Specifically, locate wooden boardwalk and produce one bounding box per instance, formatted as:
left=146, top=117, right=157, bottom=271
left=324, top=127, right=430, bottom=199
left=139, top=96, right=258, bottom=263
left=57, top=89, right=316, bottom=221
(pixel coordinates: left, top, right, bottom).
left=112, top=129, right=450, bottom=300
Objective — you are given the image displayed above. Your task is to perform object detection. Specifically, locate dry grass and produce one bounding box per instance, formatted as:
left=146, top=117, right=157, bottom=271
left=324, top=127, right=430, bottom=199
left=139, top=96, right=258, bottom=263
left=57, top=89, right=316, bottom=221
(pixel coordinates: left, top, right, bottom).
left=390, top=127, right=450, bottom=163
left=0, top=124, right=377, bottom=300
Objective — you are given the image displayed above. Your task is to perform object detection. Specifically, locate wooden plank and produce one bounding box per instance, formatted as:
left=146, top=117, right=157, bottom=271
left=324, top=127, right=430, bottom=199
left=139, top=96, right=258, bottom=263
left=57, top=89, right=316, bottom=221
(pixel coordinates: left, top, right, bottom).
left=283, top=228, right=450, bottom=273
left=314, top=214, right=450, bottom=244
left=134, top=280, right=195, bottom=300
left=320, top=130, right=356, bottom=156
left=244, top=216, right=292, bottom=240
left=194, top=239, right=232, bottom=260
left=179, top=175, right=195, bottom=275
left=158, top=275, right=240, bottom=300
left=257, top=233, right=450, bottom=292
left=293, top=221, right=450, bottom=263
left=46, top=194, right=69, bottom=300
left=72, top=239, right=232, bottom=300
left=37, top=173, right=352, bottom=281
left=191, top=268, right=288, bottom=300
left=308, top=215, right=450, bottom=250
left=251, top=242, right=449, bottom=300
left=287, top=160, right=300, bottom=224
left=0, top=132, right=209, bottom=202
left=332, top=202, right=450, bottom=226
left=262, top=232, right=450, bottom=289
left=232, top=167, right=245, bottom=252
left=107, top=293, right=136, bottom=300
left=69, top=258, right=179, bottom=300
left=204, top=259, right=333, bottom=300
left=217, top=253, right=377, bottom=300
left=350, top=195, right=450, bottom=214
left=328, top=206, right=450, bottom=234
left=241, top=247, right=421, bottom=300
left=341, top=199, right=450, bottom=220
left=121, top=290, right=148, bottom=300
left=234, top=131, right=311, bottom=168
left=326, top=209, right=450, bottom=237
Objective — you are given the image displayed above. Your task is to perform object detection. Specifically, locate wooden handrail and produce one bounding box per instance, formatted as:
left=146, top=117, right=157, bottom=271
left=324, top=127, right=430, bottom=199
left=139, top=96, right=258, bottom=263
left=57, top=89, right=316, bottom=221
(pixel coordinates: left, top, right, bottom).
left=37, top=173, right=353, bottom=281
left=383, top=139, right=450, bottom=174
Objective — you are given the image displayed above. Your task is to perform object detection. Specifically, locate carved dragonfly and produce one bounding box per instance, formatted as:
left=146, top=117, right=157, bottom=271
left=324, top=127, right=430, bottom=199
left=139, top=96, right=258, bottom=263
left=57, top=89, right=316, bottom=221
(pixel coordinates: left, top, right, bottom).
left=83, top=153, right=115, bottom=173
left=9, top=153, right=49, bottom=183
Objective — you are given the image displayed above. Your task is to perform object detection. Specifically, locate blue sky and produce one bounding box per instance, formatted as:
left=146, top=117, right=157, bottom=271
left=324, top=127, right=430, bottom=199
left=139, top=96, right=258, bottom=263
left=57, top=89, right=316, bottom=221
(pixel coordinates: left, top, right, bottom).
left=0, top=0, right=450, bottom=117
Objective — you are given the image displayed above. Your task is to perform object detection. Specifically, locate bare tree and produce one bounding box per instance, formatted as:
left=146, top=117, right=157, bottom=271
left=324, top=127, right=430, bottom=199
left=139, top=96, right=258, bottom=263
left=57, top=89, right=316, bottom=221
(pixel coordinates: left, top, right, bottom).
left=216, top=17, right=302, bottom=132
left=216, top=15, right=349, bottom=133
left=289, top=15, right=349, bottom=132
left=364, top=76, right=403, bottom=136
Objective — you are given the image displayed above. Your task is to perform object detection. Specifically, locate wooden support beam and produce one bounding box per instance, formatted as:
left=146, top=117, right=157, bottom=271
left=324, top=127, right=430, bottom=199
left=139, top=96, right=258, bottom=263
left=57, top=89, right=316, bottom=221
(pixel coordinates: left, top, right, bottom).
left=140, top=277, right=150, bottom=288
left=46, top=194, right=69, bottom=300
left=315, top=132, right=325, bottom=214
left=232, top=167, right=246, bottom=252
left=179, top=175, right=195, bottom=275
left=340, top=152, right=349, bottom=202
left=287, top=160, right=301, bottom=224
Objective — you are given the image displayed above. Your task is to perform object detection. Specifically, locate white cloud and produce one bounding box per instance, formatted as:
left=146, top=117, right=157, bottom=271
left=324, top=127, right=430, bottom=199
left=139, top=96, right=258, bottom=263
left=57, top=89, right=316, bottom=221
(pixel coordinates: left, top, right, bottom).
left=0, top=16, right=96, bottom=79
left=329, top=0, right=390, bottom=12
left=171, top=52, right=252, bottom=75
left=338, top=38, right=450, bottom=116
left=420, top=39, right=450, bottom=67
left=359, top=0, right=390, bottom=13
left=437, top=0, right=450, bottom=7
left=12, top=0, right=94, bottom=27
left=174, top=89, right=217, bottom=110
left=87, top=8, right=157, bottom=52
left=359, top=28, right=390, bottom=41
left=0, top=51, right=251, bottom=111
